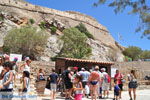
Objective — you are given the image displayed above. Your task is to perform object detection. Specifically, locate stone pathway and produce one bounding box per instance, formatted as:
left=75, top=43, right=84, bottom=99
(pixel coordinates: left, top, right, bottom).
left=38, top=89, right=150, bottom=100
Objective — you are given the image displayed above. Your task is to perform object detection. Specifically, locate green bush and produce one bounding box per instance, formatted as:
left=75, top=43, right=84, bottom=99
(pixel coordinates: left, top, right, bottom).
left=39, top=21, right=46, bottom=29
left=3, top=46, right=10, bottom=53
left=29, top=19, right=35, bottom=24
left=123, top=46, right=142, bottom=60
left=50, top=26, right=57, bottom=33
left=140, top=50, right=150, bottom=59
left=0, top=14, right=4, bottom=21
left=76, top=23, right=94, bottom=39
left=124, top=56, right=132, bottom=61
left=58, top=27, right=92, bottom=59
left=4, top=26, right=48, bottom=57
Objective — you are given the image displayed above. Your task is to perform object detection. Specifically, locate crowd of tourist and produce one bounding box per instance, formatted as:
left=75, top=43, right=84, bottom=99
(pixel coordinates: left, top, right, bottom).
left=0, top=54, right=31, bottom=100
left=0, top=54, right=138, bottom=100
left=43, top=65, right=138, bottom=100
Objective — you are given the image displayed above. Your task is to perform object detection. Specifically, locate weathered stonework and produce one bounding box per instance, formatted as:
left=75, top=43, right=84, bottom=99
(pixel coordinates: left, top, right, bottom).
left=112, top=61, right=150, bottom=80
left=0, top=0, right=124, bottom=62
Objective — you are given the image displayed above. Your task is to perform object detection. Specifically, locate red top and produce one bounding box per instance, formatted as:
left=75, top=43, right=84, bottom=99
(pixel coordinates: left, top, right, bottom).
left=114, top=73, right=123, bottom=84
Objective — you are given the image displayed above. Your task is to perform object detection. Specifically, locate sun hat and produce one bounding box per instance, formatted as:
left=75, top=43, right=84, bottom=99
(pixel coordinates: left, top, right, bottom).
left=101, top=68, right=106, bottom=71
left=95, top=66, right=99, bottom=70
left=81, top=68, right=85, bottom=71
left=25, top=57, right=30, bottom=61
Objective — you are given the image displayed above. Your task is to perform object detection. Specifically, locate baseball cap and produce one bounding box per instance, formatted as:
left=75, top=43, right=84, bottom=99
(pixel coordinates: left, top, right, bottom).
left=101, top=68, right=106, bottom=71
left=81, top=68, right=85, bottom=71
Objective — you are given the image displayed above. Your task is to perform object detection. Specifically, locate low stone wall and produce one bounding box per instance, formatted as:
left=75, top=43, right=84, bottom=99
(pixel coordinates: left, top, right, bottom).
left=18, top=61, right=55, bottom=76
left=112, top=61, right=150, bottom=80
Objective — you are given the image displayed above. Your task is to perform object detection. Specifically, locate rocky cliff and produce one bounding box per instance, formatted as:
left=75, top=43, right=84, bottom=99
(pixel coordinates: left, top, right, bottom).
left=0, top=0, right=124, bottom=62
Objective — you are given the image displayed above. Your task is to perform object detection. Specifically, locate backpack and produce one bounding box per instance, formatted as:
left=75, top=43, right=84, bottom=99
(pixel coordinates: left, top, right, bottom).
left=104, top=74, right=111, bottom=83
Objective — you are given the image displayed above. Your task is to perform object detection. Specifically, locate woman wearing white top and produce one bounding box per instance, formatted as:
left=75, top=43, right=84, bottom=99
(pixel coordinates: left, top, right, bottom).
left=0, top=62, right=14, bottom=100
left=20, top=57, right=31, bottom=73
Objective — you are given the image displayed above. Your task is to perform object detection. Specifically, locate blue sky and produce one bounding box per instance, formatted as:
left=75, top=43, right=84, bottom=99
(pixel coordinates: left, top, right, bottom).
left=26, top=0, right=150, bottom=50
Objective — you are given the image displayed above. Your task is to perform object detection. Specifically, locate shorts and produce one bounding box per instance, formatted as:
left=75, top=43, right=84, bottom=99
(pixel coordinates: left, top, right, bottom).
left=114, top=90, right=119, bottom=96
left=74, top=94, right=82, bottom=100
left=90, top=81, right=98, bottom=85
left=65, top=82, right=73, bottom=89
left=102, top=83, right=109, bottom=91
left=82, top=82, right=87, bottom=88
left=50, top=83, right=57, bottom=91
left=128, top=81, right=138, bottom=89
left=118, top=84, right=123, bottom=90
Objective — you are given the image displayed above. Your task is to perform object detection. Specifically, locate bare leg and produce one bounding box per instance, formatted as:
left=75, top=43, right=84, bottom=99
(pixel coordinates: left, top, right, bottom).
left=119, top=90, right=122, bottom=99
left=133, top=88, right=136, bottom=100
left=52, top=91, right=54, bottom=100
left=90, top=85, right=94, bottom=100
left=65, top=89, right=68, bottom=98
left=53, top=91, right=56, bottom=99
left=103, top=90, right=106, bottom=98
left=107, top=90, right=109, bottom=98
left=69, top=88, right=74, bottom=99
left=93, top=85, right=98, bottom=100
left=128, top=88, right=132, bottom=99
left=116, top=96, right=119, bottom=100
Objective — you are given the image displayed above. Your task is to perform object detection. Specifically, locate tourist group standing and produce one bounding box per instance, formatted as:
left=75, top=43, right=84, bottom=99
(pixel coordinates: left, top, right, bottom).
left=44, top=65, right=138, bottom=100
left=0, top=54, right=32, bottom=100
left=55, top=66, right=111, bottom=100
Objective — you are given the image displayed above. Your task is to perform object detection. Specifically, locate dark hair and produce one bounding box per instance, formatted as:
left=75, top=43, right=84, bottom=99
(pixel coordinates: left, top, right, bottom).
left=131, top=70, right=137, bottom=79
left=114, top=79, right=117, bottom=83
left=52, top=69, right=55, bottom=72
left=39, top=69, right=42, bottom=72
left=76, top=75, right=83, bottom=82
left=3, top=62, right=13, bottom=70
left=23, top=71, right=30, bottom=78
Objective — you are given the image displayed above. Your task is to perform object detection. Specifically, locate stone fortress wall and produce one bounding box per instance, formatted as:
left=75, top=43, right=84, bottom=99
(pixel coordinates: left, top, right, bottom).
left=0, top=0, right=117, bottom=48
left=0, top=0, right=124, bottom=61
left=0, top=0, right=107, bottom=31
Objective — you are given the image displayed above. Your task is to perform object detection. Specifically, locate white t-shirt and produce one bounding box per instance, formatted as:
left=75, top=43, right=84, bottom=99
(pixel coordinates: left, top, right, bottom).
left=102, top=72, right=108, bottom=84
left=23, top=64, right=30, bottom=72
